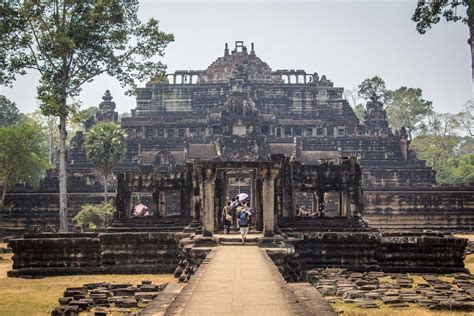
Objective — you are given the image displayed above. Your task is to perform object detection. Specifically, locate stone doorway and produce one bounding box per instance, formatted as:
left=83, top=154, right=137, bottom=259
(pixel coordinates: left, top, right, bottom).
left=216, top=169, right=261, bottom=232
left=194, top=161, right=280, bottom=237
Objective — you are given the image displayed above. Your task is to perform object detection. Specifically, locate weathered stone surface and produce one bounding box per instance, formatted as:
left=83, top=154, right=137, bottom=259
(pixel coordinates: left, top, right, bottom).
left=115, top=298, right=137, bottom=308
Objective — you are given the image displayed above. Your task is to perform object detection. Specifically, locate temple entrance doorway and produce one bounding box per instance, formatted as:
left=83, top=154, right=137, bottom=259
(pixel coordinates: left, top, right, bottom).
left=295, top=191, right=341, bottom=217
left=196, top=161, right=280, bottom=237
left=215, top=169, right=263, bottom=233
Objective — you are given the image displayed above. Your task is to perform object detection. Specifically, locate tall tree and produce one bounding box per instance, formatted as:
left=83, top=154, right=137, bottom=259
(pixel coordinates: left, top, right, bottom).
left=84, top=122, right=127, bottom=203
left=344, top=87, right=365, bottom=123
left=0, top=122, right=50, bottom=208
left=358, top=76, right=388, bottom=101
left=0, top=95, right=22, bottom=127
left=412, top=0, right=474, bottom=87
left=411, top=112, right=461, bottom=182
left=385, top=87, right=433, bottom=139
left=456, top=99, right=474, bottom=136
left=0, top=1, right=173, bottom=231
left=28, top=110, right=60, bottom=164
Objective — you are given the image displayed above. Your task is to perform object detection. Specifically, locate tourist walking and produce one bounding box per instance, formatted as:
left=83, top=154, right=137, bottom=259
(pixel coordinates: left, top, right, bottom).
left=244, top=202, right=254, bottom=228
left=222, top=201, right=233, bottom=234
left=238, top=207, right=250, bottom=244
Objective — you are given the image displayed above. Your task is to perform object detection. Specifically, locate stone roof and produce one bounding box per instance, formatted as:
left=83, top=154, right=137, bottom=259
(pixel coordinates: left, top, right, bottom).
left=299, top=150, right=340, bottom=163
left=187, top=144, right=216, bottom=159
left=198, top=42, right=282, bottom=84
left=268, top=143, right=294, bottom=155
left=170, top=150, right=185, bottom=165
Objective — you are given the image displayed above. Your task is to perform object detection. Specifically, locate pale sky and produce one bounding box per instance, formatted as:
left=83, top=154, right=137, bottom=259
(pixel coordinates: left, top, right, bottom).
left=1, top=0, right=472, bottom=114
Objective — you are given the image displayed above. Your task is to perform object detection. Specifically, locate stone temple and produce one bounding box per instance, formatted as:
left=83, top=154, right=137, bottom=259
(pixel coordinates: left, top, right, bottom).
left=3, top=41, right=474, bottom=278
left=2, top=40, right=472, bottom=235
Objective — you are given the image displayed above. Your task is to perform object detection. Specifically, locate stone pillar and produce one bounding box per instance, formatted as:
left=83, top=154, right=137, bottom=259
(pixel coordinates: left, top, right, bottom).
left=115, top=173, right=131, bottom=220
left=159, top=191, right=166, bottom=216
left=317, top=190, right=325, bottom=217
left=341, top=190, right=351, bottom=217
left=312, top=192, right=318, bottom=212
left=262, top=168, right=279, bottom=237
left=202, top=168, right=215, bottom=237
left=338, top=191, right=343, bottom=217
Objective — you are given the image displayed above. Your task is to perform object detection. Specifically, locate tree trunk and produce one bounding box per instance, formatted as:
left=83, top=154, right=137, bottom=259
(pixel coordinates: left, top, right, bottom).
left=468, top=4, right=474, bottom=94
left=103, top=174, right=108, bottom=203
left=49, top=122, right=54, bottom=164
left=1, top=172, right=12, bottom=209
left=0, top=183, right=7, bottom=209
left=58, top=114, right=68, bottom=232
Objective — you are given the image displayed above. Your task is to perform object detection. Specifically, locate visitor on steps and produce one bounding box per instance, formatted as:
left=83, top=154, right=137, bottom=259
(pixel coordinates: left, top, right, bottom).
left=238, top=208, right=250, bottom=244
left=235, top=202, right=244, bottom=229
left=222, top=201, right=233, bottom=234
left=230, top=198, right=238, bottom=228
left=244, top=202, right=254, bottom=228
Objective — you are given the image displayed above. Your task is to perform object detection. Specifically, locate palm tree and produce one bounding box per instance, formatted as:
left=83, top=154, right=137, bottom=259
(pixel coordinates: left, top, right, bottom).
left=84, top=122, right=127, bottom=203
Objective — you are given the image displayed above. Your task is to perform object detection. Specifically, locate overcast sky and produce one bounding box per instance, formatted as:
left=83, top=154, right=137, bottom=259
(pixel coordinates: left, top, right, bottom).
left=1, top=0, right=472, bottom=114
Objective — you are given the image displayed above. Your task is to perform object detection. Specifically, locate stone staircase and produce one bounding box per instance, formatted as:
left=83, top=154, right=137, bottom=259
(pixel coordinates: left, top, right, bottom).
left=278, top=216, right=376, bottom=233
left=106, top=216, right=191, bottom=232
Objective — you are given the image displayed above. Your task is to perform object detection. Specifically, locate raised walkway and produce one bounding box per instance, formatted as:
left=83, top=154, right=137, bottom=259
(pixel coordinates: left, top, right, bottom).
left=142, top=244, right=336, bottom=316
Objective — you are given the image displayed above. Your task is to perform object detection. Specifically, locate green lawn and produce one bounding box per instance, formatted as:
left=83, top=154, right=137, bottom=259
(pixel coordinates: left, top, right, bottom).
left=0, top=252, right=174, bottom=316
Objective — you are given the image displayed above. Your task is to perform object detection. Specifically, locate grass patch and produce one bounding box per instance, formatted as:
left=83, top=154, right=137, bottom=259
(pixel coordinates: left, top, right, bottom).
left=465, top=254, right=474, bottom=274
left=409, top=275, right=428, bottom=288
left=377, top=276, right=393, bottom=284
left=0, top=253, right=174, bottom=316
left=453, top=234, right=474, bottom=242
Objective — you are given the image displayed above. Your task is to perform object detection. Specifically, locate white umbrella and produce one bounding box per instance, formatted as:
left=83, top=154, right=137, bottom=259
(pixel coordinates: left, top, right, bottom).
left=237, top=193, right=249, bottom=201
left=133, top=204, right=150, bottom=217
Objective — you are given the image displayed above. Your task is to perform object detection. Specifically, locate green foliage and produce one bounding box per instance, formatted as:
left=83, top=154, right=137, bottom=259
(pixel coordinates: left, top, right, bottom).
left=456, top=100, right=474, bottom=136
left=353, top=104, right=365, bottom=123
left=0, top=121, right=50, bottom=206
left=0, top=95, right=22, bottom=127
left=71, top=106, right=98, bottom=125
left=411, top=112, right=474, bottom=185
left=73, top=202, right=114, bottom=229
left=358, top=76, right=388, bottom=101
left=84, top=122, right=127, bottom=173
left=84, top=122, right=127, bottom=202
left=0, top=0, right=173, bottom=230
left=27, top=110, right=60, bottom=164
left=344, top=87, right=365, bottom=123
left=118, top=112, right=130, bottom=122
left=385, top=87, right=433, bottom=139
left=413, top=0, right=470, bottom=34
left=1, top=0, right=174, bottom=115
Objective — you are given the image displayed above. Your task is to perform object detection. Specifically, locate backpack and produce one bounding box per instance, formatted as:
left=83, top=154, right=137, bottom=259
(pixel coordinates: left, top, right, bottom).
left=239, top=211, right=249, bottom=226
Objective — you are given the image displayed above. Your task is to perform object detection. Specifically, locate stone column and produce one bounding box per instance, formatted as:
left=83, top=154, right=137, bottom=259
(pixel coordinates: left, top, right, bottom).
left=317, top=190, right=325, bottom=217
left=341, top=190, right=351, bottom=217
left=202, top=168, right=215, bottom=237
left=312, top=192, right=318, bottom=213
left=262, top=167, right=279, bottom=237
left=159, top=191, right=166, bottom=216
left=338, top=191, right=343, bottom=217
left=115, top=173, right=131, bottom=220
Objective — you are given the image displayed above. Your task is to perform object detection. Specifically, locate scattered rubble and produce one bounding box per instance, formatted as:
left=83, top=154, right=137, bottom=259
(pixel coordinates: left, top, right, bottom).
left=51, top=280, right=167, bottom=315
left=308, top=268, right=474, bottom=311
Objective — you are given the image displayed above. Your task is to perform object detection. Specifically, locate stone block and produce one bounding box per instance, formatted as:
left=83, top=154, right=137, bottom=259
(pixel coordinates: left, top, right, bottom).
left=115, top=298, right=137, bottom=308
